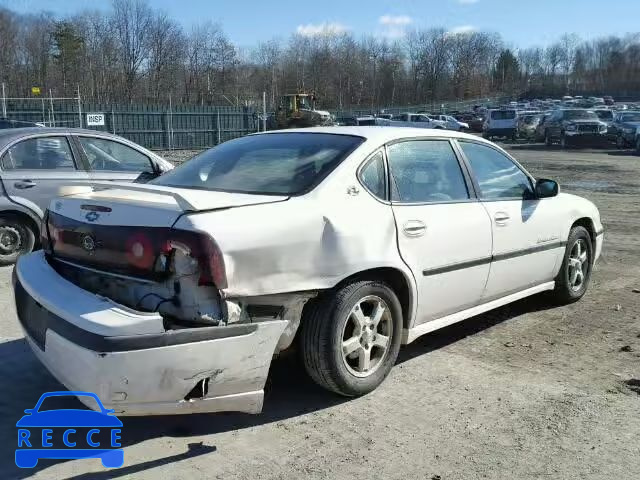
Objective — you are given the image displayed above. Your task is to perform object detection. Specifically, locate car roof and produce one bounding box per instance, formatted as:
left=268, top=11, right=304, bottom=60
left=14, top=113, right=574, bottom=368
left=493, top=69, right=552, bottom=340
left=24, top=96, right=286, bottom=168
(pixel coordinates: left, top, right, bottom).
left=0, top=127, right=132, bottom=149
left=259, top=126, right=491, bottom=145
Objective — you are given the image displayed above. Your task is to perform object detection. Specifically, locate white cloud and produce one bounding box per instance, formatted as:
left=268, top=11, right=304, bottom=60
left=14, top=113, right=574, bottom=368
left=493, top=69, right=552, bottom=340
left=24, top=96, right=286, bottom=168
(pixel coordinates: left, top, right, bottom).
left=457, top=0, right=479, bottom=4
left=448, top=25, right=476, bottom=35
left=378, top=15, right=413, bottom=38
left=296, top=22, right=349, bottom=37
left=379, top=15, right=413, bottom=26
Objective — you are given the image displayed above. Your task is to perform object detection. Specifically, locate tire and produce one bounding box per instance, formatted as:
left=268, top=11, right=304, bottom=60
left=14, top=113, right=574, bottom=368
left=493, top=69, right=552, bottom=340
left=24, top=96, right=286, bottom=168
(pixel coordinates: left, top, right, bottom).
left=560, top=133, right=568, bottom=149
left=550, top=226, right=593, bottom=304
left=616, top=135, right=625, bottom=149
left=636, top=137, right=640, bottom=155
left=300, top=280, right=403, bottom=397
left=0, top=215, right=36, bottom=266
left=545, top=130, right=553, bottom=147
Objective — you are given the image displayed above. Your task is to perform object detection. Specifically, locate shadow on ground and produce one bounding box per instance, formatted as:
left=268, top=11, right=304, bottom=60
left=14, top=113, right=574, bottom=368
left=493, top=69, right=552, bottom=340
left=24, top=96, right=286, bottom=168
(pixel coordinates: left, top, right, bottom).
left=0, top=293, right=553, bottom=479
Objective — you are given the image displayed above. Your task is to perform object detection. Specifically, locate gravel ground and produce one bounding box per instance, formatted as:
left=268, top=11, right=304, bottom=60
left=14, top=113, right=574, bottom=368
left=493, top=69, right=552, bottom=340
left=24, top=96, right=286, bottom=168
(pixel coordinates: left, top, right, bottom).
left=0, top=143, right=639, bottom=479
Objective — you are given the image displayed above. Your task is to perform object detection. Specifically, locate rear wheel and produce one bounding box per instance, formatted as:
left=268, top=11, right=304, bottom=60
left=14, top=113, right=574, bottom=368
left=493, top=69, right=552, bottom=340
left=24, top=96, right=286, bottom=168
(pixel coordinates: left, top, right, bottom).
left=550, top=226, right=593, bottom=304
left=0, top=215, right=36, bottom=266
left=616, top=135, right=625, bottom=149
left=560, top=133, right=568, bottom=149
left=545, top=130, right=553, bottom=146
left=300, top=281, right=402, bottom=396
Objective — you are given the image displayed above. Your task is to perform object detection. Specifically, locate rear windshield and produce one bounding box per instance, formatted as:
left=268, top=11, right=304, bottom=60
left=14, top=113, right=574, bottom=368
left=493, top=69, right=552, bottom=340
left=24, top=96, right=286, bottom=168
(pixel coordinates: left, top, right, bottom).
left=152, top=133, right=364, bottom=195
left=619, top=112, right=640, bottom=122
left=563, top=110, right=598, bottom=120
left=490, top=110, right=516, bottom=120
left=594, top=110, right=613, bottom=120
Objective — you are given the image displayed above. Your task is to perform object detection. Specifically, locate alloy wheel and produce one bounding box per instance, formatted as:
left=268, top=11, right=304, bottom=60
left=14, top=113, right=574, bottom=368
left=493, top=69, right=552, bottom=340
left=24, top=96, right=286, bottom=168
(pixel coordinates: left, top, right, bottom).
left=341, top=295, right=393, bottom=378
left=568, top=239, right=589, bottom=292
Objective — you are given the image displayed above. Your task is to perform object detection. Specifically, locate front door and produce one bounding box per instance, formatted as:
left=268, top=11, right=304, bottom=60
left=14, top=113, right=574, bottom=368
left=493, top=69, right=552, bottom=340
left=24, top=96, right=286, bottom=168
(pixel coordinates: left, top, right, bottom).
left=457, top=140, right=564, bottom=299
left=387, top=139, right=493, bottom=324
left=0, top=135, right=89, bottom=215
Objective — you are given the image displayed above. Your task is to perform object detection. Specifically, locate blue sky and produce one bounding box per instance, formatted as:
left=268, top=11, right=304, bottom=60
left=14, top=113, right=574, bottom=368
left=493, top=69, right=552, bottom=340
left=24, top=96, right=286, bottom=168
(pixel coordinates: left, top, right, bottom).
left=5, top=0, right=640, bottom=48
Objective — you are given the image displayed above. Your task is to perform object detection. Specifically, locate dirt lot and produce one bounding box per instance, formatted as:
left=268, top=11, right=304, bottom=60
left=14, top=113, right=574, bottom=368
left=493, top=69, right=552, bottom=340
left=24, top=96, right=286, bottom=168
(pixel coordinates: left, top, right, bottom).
left=0, top=144, right=639, bottom=479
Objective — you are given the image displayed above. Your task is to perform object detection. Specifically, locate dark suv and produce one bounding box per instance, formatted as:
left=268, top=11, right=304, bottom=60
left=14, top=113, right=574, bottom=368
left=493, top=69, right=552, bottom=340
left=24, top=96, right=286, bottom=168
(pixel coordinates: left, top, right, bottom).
left=542, top=109, right=608, bottom=148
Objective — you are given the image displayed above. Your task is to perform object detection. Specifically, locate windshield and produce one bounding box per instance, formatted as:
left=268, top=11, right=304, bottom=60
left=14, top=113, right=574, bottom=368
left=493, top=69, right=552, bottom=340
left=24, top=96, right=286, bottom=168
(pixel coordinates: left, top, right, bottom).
left=491, top=110, right=516, bottom=120
left=152, top=133, right=364, bottom=195
left=564, top=110, right=598, bottom=120
left=619, top=112, right=640, bottom=122
left=595, top=110, right=613, bottom=120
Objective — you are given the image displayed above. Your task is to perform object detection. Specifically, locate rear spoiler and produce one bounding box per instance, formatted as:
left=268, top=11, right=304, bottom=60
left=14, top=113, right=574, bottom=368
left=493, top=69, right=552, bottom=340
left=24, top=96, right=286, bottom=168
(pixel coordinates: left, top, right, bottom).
left=61, top=182, right=197, bottom=211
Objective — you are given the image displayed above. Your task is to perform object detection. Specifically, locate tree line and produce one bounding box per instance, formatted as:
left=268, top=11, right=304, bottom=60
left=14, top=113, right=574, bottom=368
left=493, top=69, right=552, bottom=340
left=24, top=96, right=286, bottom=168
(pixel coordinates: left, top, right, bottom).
left=1, top=0, right=639, bottom=110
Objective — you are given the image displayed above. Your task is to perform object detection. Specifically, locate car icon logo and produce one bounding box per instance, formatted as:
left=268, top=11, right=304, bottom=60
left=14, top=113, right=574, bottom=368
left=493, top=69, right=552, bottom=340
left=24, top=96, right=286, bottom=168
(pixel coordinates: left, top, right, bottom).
left=81, top=235, right=96, bottom=252
left=85, top=211, right=100, bottom=222
left=15, top=391, right=124, bottom=468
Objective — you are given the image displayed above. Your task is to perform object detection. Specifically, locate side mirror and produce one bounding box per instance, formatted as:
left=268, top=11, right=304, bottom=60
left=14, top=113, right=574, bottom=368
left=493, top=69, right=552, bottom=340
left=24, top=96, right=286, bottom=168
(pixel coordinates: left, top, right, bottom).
left=134, top=170, right=160, bottom=184
left=535, top=178, right=559, bottom=198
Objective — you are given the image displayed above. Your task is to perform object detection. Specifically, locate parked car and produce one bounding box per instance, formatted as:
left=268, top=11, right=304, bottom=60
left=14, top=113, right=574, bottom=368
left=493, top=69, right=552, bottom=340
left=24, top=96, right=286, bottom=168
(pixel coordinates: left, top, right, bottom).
left=534, top=113, right=553, bottom=142
left=0, top=118, right=44, bottom=129
left=376, top=113, right=446, bottom=129
left=542, top=109, right=608, bottom=148
left=607, top=111, right=640, bottom=148
left=517, top=113, right=543, bottom=140
left=0, top=127, right=173, bottom=265
left=593, top=109, right=614, bottom=128
left=431, top=114, right=469, bottom=131
left=483, top=108, right=518, bottom=140
left=603, top=95, right=615, bottom=106
left=14, top=127, right=603, bottom=415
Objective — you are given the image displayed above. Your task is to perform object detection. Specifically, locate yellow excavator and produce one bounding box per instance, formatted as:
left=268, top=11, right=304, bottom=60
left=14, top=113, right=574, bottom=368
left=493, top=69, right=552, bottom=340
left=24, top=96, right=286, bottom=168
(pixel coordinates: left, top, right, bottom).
left=273, top=93, right=334, bottom=129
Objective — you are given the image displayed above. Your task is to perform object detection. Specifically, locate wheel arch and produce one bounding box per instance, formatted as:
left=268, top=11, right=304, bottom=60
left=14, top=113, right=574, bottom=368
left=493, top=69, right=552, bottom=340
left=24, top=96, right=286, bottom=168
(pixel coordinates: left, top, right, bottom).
left=570, top=217, right=596, bottom=246
left=331, top=266, right=415, bottom=330
left=0, top=208, right=41, bottom=240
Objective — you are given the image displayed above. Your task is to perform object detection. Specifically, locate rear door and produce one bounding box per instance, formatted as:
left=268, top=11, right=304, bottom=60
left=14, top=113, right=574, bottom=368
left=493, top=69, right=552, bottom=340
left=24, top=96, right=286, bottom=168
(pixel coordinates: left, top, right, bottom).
left=0, top=135, right=89, bottom=215
left=75, top=135, right=157, bottom=182
left=457, top=140, right=564, bottom=299
left=388, top=138, right=493, bottom=323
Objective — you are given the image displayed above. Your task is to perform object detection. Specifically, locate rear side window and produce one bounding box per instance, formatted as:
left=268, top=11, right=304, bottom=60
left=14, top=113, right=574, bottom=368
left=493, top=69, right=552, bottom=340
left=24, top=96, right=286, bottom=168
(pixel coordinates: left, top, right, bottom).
left=359, top=151, right=386, bottom=200
left=78, top=137, right=152, bottom=172
left=459, top=142, right=533, bottom=200
left=491, top=110, right=516, bottom=120
left=387, top=140, right=469, bottom=203
left=1, top=137, right=76, bottom=170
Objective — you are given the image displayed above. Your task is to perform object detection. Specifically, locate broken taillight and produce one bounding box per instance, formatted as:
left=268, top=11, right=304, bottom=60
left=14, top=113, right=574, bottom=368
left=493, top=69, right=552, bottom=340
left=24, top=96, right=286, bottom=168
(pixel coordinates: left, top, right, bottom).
left=166, top=230, right=227, bottom=289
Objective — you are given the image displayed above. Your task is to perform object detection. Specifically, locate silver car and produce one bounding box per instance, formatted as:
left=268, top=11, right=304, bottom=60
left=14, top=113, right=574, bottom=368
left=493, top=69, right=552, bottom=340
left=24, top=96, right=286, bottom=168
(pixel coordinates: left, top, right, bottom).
left=0, top=127, right=173, bottom=265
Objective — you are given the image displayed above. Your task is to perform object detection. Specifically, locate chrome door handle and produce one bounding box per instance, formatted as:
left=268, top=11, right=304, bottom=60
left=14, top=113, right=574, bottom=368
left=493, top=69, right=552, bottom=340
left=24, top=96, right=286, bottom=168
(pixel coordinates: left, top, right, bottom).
left=403, top=220, right=427, bottom=237
left=14, top=180, right=36, bottom=189
left=494, top=212, right=510, bottom=225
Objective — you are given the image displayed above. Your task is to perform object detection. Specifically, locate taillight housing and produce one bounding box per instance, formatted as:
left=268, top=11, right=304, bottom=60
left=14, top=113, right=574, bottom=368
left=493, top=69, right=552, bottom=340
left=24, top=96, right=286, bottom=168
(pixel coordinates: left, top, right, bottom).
left=167, top=230, right=227, bottom=289
left=40, top=210, right=52, bottom=254
left=45, top=209, right=227, bottom=288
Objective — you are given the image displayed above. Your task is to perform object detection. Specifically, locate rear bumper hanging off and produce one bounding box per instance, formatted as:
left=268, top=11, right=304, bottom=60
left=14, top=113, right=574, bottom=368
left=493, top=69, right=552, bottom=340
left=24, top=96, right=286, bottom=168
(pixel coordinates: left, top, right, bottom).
left=14, top=252, right=287, bottom=415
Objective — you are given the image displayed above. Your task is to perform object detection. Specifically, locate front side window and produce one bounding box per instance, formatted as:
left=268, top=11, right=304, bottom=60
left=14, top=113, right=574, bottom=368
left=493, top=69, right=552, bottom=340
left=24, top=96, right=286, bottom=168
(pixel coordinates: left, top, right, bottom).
left=459, top=142, right=533, bottom=200
left=387, top=140, right=469, bottom=203
left=153, top=133, right=365, bottom=195
left=78, top=137, right=152, bottom=172
left=1, top=137, right=75, bottom=170
left=359, top=151, right=386, bottom=200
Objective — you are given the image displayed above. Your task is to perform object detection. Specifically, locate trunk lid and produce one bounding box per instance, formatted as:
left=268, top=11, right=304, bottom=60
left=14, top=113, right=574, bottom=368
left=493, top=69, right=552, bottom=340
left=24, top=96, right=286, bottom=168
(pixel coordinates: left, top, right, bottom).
left=45, top=183, right=287, bottom=278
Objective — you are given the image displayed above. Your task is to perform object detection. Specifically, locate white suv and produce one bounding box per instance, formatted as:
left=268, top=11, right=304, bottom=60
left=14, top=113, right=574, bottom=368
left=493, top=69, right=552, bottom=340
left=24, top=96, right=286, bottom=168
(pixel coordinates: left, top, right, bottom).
left=14, top=127, right=603, bottom=415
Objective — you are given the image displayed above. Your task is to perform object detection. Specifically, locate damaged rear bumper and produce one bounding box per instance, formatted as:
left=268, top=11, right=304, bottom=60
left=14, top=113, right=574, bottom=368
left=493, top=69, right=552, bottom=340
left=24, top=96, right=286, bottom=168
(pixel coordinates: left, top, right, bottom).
left=14, top=251, right=287, bottom=416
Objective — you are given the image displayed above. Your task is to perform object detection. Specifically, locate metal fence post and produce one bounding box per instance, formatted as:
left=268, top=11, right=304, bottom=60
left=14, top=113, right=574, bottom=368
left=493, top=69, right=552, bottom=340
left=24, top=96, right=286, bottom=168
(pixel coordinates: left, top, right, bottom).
left=1, top=83, right=6, bottom=118
left=262, top=91, right=267, bottom=132
left=49, top=89, right=55, bottom=127
left=77, top=85, right=82, bottom=128
left=111, top=107, right=116, bottom=134
left=217, top=110, right=221, bottom=144
left=41, top=96, right=45, bottom=124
